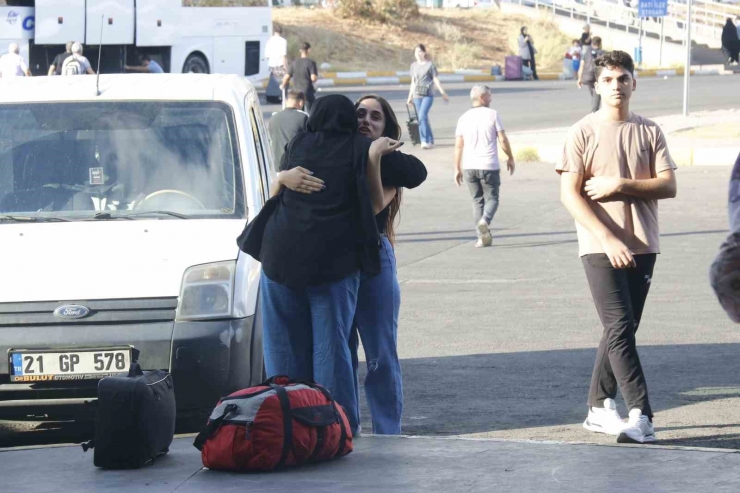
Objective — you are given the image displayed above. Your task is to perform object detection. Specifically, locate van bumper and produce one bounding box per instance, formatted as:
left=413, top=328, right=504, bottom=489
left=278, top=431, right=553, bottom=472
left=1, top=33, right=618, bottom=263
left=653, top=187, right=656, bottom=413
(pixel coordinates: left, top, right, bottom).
left=0, top=316, right=262, bottom=420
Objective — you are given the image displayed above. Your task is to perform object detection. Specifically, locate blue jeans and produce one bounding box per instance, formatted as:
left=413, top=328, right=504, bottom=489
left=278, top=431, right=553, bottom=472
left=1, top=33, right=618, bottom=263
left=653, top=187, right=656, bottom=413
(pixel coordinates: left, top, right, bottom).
left=413, top=96, right=434, bottom=144
left=350, top=236, right=403, bottom=434
left=260, top=271, right=362, bottom=434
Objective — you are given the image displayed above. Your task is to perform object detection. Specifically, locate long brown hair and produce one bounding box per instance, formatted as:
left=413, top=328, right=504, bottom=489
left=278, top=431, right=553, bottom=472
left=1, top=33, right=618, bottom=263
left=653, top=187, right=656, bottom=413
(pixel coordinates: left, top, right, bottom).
left=355, top=94, right=403, bottom=246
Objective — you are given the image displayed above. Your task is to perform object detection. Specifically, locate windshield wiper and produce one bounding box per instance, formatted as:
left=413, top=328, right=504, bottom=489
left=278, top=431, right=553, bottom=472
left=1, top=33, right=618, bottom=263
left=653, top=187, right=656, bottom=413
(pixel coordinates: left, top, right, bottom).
left=92, top=210, right=189, bottom=220
left=0, top=214, right=71, bottom=223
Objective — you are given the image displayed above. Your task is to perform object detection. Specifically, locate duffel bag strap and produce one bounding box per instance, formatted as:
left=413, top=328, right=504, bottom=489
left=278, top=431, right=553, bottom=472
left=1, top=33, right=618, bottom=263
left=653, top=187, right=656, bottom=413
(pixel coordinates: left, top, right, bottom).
left=269, top=384, right=294, bottom=468
left=193, top=403, right=237, bottom=451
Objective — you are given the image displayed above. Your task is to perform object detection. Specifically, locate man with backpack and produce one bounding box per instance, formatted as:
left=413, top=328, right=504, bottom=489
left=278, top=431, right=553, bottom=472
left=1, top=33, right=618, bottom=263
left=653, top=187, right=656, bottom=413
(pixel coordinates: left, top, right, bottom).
left=61, top=43, right=96, bottom=76
left=577, top=36, right=604, bottom=113
left=48, top=42, right=74, bottom=76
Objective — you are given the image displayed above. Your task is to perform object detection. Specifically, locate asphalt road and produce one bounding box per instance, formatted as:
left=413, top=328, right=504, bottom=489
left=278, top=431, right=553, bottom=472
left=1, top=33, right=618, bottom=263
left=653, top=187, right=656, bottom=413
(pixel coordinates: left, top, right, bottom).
left=264, top=75, right=740, bottom=137
left=3, top=75, right=739, bottom=450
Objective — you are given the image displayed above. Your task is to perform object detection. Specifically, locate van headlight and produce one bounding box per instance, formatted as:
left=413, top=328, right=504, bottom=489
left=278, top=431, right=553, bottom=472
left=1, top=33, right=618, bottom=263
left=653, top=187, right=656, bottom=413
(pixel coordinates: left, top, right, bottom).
left=176, top=261, right=235, bottom=321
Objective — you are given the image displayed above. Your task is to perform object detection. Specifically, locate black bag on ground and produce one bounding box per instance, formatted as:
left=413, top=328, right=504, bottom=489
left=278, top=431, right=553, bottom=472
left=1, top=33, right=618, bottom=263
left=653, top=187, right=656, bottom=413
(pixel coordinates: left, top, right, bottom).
left=82, top=350, right=176, bottom=469
left=406, top=103, right=421, bottom=146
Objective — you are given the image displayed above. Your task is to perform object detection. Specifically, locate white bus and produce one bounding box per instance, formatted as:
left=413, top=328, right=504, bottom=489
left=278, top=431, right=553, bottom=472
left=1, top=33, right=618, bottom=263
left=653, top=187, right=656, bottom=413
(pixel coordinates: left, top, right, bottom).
left=0, top=1, right=271, bottom=80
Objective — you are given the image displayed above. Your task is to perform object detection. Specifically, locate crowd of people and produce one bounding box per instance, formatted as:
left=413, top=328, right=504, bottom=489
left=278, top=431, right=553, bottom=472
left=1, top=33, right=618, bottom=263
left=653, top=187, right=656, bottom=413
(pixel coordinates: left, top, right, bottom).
left=257, top=36, right=684, bottom=444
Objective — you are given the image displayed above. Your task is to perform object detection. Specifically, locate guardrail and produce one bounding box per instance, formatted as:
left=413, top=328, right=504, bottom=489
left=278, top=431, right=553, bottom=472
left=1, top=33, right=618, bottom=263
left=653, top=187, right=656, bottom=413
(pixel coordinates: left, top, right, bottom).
left=504, top=0, right=739, bottom=48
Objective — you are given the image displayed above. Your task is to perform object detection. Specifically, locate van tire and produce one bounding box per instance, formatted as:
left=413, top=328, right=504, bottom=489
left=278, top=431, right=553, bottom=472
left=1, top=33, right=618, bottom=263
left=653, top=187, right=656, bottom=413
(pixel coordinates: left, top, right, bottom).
left=183, top=54, right=209, bottom=74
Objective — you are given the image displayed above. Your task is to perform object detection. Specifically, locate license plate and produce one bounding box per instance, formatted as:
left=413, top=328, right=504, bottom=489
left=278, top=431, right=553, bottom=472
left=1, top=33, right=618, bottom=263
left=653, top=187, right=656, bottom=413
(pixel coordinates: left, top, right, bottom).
left=8, top=348, right=132, bottom=382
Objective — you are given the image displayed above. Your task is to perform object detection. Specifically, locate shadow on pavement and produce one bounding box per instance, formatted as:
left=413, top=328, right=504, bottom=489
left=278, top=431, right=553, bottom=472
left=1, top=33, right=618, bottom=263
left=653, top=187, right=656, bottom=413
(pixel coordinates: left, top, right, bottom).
left=355, top=343, right=740, bottom=449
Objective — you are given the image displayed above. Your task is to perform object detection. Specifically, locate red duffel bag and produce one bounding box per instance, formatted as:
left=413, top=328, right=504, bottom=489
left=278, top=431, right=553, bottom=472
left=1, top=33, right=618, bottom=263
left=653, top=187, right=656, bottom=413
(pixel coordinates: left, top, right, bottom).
left=193, top=376, right=353, bottom=471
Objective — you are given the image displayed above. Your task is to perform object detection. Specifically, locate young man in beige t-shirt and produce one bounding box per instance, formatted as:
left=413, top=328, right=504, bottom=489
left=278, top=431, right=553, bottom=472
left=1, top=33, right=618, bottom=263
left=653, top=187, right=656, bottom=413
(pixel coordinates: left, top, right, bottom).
left=557, top=51, right=677, bottom=444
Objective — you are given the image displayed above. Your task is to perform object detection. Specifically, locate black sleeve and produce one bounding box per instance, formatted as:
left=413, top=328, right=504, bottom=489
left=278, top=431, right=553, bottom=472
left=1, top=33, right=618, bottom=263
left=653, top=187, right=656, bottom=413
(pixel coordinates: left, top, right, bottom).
left=310, top=60, right=318, bottom=76
left=380, top=150, right=428, bottom=189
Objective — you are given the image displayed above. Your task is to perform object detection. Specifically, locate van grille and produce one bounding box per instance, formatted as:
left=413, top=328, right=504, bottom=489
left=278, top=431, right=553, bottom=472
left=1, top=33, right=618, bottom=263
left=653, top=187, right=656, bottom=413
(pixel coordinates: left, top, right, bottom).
left=0, top=298, right=178, bottom=326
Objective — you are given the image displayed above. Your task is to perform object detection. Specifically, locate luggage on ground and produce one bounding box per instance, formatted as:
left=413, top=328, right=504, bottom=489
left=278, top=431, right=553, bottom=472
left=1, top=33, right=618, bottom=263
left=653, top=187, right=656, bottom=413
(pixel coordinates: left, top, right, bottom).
left=406, top=103, right=421, bottom=146
left=82, top=349, right=176, bottom=469
left=505, top=55, right=522, bottom=81
left=194, top=375, right=353, bottom=472
left=265, top=70, right=285, bottom=104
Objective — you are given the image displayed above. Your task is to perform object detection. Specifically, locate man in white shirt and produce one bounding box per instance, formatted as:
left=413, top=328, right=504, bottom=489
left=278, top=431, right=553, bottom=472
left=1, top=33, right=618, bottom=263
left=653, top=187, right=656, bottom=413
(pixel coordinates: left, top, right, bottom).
left=265, top=26, right=288, bottom=73
left=0, top=43, right=32, bottom=78
left=61, top=42, right=96, bottom=75
left=454, top=85, right=515, bottom=248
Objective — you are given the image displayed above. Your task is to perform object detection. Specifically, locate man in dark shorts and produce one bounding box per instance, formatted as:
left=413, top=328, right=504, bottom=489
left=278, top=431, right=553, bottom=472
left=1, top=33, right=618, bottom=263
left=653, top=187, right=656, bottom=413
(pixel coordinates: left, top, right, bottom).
left=281, top=42, right=318, bottom=114
left=558, top=51, right=677, bottom=444
left=48, top=42, right=73, bottom=76
left=268, top=90, right=307, bottom=171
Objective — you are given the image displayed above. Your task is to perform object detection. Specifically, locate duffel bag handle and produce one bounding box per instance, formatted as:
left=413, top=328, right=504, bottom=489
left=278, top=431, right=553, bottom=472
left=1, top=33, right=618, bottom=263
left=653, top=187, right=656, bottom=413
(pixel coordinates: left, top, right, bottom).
left=193, top=403, right=238, bottom=451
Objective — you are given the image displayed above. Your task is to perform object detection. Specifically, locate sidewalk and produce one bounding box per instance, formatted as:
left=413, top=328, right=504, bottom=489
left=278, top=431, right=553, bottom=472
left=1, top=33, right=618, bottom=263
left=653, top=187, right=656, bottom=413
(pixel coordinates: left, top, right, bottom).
left=507, top=109, right=740, bottom=166
left=3, top=435, right=740, bottom=492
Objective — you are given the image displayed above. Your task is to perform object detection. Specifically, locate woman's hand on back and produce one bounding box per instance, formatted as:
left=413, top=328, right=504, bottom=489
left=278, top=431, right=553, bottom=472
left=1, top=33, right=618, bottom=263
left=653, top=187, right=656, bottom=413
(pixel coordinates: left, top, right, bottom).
left=369, top=137, right=403, bottom=163
left=278, top=167, right=325, bottom=194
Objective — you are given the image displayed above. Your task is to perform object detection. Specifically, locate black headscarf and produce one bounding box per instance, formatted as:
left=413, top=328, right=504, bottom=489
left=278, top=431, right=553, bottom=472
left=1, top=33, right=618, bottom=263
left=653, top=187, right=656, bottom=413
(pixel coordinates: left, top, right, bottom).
left=307, top=95, right=358, bottom=134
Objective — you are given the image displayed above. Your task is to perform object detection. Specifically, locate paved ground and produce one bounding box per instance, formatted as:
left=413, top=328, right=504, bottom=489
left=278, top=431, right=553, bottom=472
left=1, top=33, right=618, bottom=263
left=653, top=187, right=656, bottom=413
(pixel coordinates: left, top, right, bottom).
left=3, top=436, right=740, bottom=492
left=263, top=75, right=740, bottom=135
left=2, top=79, right=739, bottom=454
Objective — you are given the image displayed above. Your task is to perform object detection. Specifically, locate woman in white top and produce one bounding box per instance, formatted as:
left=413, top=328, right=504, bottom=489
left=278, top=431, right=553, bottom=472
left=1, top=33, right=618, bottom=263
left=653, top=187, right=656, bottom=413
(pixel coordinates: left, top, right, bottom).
left=518, top=27, right=539, bottom=80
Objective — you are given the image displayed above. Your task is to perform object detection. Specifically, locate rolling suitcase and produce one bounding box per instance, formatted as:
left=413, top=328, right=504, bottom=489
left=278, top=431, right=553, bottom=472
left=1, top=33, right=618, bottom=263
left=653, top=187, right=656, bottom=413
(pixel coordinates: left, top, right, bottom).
left=265, top=69, right=284, bottom=105
left=406, top=103, right=421, bottom=146
left=82, top=350, right=176, bottom=469
left=505, top=56, right=523, bottom=81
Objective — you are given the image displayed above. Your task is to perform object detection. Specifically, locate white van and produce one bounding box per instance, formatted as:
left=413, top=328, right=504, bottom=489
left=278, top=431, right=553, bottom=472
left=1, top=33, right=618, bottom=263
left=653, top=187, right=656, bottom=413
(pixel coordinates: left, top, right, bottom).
left=0, top=74, right=272, bottom=426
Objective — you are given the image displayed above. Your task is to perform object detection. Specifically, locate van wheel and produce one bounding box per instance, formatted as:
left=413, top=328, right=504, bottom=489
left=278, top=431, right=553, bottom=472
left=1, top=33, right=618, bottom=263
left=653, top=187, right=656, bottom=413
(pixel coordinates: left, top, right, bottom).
left=183, top=54, right=209, bottom=74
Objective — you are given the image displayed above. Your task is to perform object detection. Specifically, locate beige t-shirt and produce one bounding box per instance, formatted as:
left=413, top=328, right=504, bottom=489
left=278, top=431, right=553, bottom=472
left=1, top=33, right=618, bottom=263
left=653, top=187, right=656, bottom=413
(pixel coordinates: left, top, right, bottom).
left=557, top=112, right=677, bottom=257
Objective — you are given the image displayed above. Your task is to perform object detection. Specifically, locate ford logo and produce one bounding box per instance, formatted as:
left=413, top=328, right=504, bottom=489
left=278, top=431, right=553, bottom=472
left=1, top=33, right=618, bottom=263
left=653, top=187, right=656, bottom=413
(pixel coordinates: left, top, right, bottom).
left=53, top=305, right=91, bottom=320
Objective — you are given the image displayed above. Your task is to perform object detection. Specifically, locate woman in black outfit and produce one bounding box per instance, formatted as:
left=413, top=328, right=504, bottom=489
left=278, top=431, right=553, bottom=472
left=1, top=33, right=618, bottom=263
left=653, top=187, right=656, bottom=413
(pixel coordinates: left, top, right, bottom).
left=722, top=18, right=739, bottom=65
left=257, top=95, right=401, bottom=435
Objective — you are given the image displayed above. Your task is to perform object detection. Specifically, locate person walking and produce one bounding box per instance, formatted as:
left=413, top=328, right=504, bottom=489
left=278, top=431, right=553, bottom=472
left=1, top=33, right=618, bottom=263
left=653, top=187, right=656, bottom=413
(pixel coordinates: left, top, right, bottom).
left=265, top=25, right=288, bottom=103
left=557, top=51, right=677, bottom=444
left=48, top=42, right=73, bottom=76
left=0, top=43, right=31, bottom=78
left=577, top=36, right=604, bottom=113
left=268, top=90, right=308, bottom=171
left=454, top=85, right=515, bottom=248
left=350, top=94, right=427, bottom=434
left=406, top=44, right=449, bottom=150
left=721, top=17, right=739, bottom=64
left=710, top=152, right=740, bottom=323
left=518, top=27, right=539, bottom=80
left=254, top=95, right=401, bottom=436
left=281, top=42, right=318, bottom=113
left=61, top=42, right=96, bottom=75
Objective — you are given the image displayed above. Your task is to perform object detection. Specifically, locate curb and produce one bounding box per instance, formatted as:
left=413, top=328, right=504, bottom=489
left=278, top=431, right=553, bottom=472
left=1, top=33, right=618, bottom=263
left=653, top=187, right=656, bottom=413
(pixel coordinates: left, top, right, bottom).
left=262, top=67, right=736, bottom=89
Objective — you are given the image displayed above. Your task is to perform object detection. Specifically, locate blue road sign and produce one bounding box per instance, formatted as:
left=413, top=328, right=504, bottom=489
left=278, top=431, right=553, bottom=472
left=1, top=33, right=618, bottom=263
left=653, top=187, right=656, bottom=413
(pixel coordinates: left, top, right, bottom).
left=639, top=0, right=668, bottom=18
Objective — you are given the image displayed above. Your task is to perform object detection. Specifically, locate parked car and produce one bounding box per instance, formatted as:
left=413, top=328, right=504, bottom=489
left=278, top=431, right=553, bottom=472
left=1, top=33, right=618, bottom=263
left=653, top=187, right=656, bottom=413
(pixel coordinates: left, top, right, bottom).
left=0, top=74, right=271, bottom=428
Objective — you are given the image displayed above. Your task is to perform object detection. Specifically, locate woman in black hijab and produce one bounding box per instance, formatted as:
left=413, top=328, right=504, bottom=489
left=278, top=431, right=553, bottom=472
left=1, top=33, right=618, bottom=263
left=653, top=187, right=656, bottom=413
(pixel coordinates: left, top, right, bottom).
left=722, top=17, right=739, bottom=65
left=258, top=94, right=400, bottom=435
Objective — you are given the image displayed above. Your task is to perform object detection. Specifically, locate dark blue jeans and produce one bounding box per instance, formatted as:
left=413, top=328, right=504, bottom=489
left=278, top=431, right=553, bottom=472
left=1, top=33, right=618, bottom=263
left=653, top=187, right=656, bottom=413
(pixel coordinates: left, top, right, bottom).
left=350, top=236, right=403, bottom=434
left=260, top=271, right=361, bottom=433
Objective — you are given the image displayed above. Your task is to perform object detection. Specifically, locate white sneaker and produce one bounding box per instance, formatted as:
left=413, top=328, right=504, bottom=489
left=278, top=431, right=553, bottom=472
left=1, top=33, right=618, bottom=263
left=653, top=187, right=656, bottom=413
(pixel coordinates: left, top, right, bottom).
left=476, top=218, right=492, bottom=247
left=617, top=409, right=656, bottom=444
left=582, top=398, right=626, bottom=436
left=421, top=142, right=434, bottom=149
left=474, top=237, right=491, bottom=248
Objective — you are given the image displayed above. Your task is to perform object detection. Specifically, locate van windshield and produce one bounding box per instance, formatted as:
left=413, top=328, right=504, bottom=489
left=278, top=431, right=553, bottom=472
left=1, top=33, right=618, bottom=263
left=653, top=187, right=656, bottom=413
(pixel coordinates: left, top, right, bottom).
left=0, top=101, right=244, bottom=221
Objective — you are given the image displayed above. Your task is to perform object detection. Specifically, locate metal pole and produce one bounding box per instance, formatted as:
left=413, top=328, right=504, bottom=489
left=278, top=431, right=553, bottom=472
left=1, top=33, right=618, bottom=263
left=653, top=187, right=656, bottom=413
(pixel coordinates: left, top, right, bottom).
left=587, top=0, right=591, bottom=24
left=571, top=0, right=574, bottom=19
left=659, top=16, right=664, bottom=67
left=683, top=0, right=692, bottom=116
left=639, top=17, right=643, bottom=68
